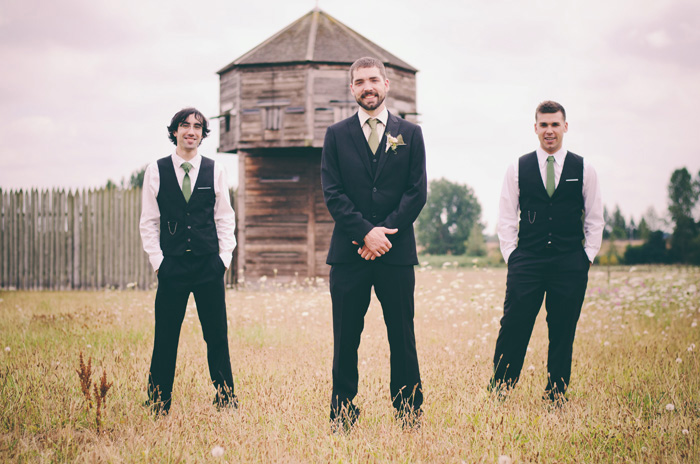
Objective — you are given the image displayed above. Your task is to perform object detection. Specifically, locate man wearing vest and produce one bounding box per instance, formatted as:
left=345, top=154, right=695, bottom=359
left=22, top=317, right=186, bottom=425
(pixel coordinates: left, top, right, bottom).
left=491, top=101, right=604, bottom=404
left=140, top=107, right=237, bottom=415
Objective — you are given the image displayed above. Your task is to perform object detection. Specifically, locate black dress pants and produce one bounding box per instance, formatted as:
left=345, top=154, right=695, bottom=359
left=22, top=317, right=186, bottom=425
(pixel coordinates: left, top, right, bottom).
left=492, top=247, right=590, bottom=396
left=329, top=260, right=422, bottom=415
left=148, top=253, right=234, bottom=410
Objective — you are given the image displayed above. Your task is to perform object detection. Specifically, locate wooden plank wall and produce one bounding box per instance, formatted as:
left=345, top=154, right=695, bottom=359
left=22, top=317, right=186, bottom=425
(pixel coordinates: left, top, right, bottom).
left=240, top=150, right=332, bottom=280
left=0, top=188, right=238, bottom=290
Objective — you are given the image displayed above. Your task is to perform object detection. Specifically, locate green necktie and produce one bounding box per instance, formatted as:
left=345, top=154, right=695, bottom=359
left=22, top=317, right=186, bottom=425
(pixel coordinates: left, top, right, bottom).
left=367, top=118, right=380, bottom=154
left=546, top=155, right=555, bottom=197
left=181, top=162, right=193, bottom=202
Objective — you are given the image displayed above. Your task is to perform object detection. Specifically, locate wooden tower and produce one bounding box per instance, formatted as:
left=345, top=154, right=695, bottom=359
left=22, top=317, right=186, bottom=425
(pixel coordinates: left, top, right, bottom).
left=217, top=8, right=418, bottom=281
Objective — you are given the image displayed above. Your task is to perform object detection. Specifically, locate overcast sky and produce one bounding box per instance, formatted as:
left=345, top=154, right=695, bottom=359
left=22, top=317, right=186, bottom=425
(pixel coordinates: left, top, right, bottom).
left=1, top=0, right=699, bottom=233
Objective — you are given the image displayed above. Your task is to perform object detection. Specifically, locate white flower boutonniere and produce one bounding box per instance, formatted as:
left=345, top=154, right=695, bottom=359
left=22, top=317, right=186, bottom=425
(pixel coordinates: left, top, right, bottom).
left=385, top=132, right=406, bottom=154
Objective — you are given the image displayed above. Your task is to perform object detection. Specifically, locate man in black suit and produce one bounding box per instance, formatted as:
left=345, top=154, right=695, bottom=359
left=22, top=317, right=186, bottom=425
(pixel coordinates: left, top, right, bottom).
left=321, top=57, right=427, bottom=429
left=491, top=101, right=604, bottom=404
left=139, top=108, right=237, bottom=415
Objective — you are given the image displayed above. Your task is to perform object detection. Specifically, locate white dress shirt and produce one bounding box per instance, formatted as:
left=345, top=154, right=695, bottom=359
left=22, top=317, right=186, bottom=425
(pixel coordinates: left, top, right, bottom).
left=358, top=107, right=388, bottom=142
left=139, top=153, right=237, bottom=272
left=497, top=146, right=604, bottom=263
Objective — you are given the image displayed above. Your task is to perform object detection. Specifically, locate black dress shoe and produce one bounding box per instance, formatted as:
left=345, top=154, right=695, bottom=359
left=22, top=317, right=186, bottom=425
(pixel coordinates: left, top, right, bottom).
left=330, top=403, right=360, bottom=433
left=143, top=398, right=170, bottom=417
left=396, top=406, right=422, bottom=430
left=214, top=394, right=239, bottom=411
left=543, top=391, right=568, bottom=409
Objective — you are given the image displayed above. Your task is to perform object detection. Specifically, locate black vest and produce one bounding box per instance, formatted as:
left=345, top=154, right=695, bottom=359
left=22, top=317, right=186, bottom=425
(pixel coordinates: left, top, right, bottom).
left=366, top=131, right=385, bottom=178
left=517, top=151, right=584, bottom=253
left=156, top=156, right=219, bottom=256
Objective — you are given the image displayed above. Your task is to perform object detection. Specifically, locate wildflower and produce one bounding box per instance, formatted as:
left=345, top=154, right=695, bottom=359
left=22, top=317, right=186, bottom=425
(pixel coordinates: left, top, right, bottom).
left=4, top=346, right=9, bottom=353
left=604, top=341, right=610, bottom=346
left=498, top=456, right=513, bottom=464
left=692, top=321, right=698, bottom=328
left=301, top=312, right=309, bottom=317
left=676, top=358, right=682, bottom=363
left=211, top=446, right=225, bottom=457
left=666, top=403, right=675, bottom=411
left=527, top=365, right=535, bottom=372
left=682, top=429, right=689, bottom=435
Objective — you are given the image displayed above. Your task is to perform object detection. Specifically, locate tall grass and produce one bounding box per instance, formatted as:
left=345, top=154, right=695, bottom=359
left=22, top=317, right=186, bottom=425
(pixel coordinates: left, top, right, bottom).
left=1, top=266, right=698, bottom=462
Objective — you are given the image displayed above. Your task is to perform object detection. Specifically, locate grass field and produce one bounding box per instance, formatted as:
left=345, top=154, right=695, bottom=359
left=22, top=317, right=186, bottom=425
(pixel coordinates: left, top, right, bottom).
left=1, top=265, right=699, bottom=462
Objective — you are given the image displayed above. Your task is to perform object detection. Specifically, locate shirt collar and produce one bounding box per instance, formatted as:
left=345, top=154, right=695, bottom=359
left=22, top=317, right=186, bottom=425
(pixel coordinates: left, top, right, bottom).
left=357, top=107, right=388, bottom=127
left=172, top=152, right=202, bottom=171
left=536, top=146, right=567, bottom=167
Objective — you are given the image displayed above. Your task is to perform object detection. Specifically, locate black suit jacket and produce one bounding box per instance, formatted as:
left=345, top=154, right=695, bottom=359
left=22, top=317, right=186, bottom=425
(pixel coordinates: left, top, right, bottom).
left=321, top=111, right=427, bottom=265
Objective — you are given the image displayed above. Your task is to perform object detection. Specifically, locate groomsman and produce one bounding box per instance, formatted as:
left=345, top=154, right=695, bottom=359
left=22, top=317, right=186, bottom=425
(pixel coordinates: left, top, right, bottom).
left=321, top=57, right=427, bottom=429
left=491, top=101, right=604, bottom=403
left=140, top=107, right=237, bottom=415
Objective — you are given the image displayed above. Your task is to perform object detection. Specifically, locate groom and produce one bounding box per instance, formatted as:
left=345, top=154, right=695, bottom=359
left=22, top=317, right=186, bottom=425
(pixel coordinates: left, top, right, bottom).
left=321, top=57, right=427, bottom=429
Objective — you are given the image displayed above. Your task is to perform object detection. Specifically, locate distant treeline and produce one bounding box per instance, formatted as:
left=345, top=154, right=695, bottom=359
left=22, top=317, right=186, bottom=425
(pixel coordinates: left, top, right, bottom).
left=600, top=167, right=700, bottom=265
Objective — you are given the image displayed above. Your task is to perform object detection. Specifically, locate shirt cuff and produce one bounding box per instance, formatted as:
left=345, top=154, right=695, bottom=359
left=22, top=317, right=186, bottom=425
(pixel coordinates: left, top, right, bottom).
left=502, top=246, right=516, bottom=263
left=219, top=252, right=232, bottom=269
left=149, top=253, right=164, bottom=272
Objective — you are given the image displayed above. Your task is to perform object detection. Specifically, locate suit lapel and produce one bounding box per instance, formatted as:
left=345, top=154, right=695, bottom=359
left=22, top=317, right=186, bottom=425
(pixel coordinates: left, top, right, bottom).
left=348, top=115, right=373, bottom=177
left=374, top=112, right=400, bottom=181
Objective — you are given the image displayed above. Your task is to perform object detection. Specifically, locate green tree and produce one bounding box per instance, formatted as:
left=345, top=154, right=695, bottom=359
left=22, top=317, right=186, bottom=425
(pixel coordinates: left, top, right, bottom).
left=668, top=168, right=699, bottom=263
left=128, top=166, right=147, bottom=188
left=105, top=165, right=147, bottom=190
left=466, top=222, right=487, bottom=257
left=637, top=217, right=650, bottom=241
left=611, top=205, right=626, bottom=239
left=416, top=178, right=481, bottom=255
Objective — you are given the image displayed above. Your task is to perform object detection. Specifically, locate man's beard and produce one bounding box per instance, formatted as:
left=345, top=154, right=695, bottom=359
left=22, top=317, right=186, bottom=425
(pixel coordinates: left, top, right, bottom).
left=356, top=91, right=385, bottom=112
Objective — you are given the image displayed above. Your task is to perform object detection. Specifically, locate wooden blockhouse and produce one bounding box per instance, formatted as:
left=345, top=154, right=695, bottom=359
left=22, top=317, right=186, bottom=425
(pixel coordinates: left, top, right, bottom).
left=217, top=8, right=418, bottom=281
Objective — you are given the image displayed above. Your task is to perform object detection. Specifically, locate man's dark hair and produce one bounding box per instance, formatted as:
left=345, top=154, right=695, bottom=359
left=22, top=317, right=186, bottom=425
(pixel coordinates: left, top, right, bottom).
left=349, top=57, right=387, bottom=83
left=167, top=107, right=211, bottom=145
left=535, top=100, right=566, bottom=121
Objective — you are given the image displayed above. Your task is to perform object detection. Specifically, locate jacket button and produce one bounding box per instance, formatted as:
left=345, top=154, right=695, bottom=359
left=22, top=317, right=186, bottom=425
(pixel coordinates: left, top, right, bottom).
left=187, top=226, right=192, bottom=229
left=373, top=187, right=377, bottom=192
left=187, top=238, right=191, bottom=242
left=548, top=217, right=552, bottom=221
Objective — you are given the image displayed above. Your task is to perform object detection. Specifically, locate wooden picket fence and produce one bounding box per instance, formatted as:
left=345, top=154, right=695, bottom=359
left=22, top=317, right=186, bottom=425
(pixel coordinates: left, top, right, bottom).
left=0, top=188, right=237, bottom=290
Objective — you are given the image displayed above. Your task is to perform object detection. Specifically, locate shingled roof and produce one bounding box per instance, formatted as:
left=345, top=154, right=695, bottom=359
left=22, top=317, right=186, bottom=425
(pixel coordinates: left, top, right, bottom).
left=217, top=8, right=417, bottom=74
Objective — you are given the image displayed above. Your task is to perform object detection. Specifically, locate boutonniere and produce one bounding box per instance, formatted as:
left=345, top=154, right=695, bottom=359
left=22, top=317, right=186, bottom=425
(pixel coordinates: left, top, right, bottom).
left=385, top=132, right=406, bottom=154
